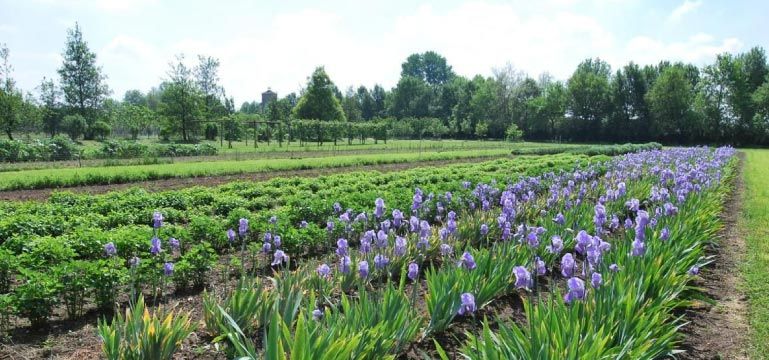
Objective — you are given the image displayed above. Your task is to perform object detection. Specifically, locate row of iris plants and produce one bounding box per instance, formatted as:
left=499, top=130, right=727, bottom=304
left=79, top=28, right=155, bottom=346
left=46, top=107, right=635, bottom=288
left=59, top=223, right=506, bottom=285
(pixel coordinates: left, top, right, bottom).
left=96, top=146, right=735, bottom=359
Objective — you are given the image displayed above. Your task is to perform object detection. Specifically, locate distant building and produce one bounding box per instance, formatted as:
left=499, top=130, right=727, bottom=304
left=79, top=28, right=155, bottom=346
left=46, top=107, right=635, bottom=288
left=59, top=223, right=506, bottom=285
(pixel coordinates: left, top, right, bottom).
left=261, top=88, right=277, bottom=109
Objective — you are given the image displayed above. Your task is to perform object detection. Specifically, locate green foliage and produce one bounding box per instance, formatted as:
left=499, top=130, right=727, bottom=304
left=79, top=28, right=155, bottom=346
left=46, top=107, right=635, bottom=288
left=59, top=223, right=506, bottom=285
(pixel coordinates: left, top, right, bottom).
left=97, top=295, right=194, bottom=360
left=0, top=135, right=78, bottom=162
left=62, top=114, right=87, bottom=140
left=505, top=122, right=523, bottom=141
left=14, top=270, right=60, bottom=327
left=173, top=241, right=218, bottom=290
left=0, top=248, right=17, bottom=293
left=293, top=67, right=346, bottom=122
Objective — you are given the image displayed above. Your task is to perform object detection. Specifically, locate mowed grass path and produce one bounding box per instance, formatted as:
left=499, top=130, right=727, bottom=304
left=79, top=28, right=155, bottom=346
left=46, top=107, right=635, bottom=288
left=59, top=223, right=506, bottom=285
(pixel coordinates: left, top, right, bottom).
left=741, top=149, right=769, bottom=358
left=0, top=148, right=514, bottom=191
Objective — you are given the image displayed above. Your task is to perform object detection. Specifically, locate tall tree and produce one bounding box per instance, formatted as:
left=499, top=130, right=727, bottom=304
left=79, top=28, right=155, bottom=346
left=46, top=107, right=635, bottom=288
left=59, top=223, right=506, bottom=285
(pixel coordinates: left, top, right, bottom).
left=356, top=86, right=376, bottom=120
left=195, top=55, right=225, bottom=120
left=58, top=23, right=109, bottom=139
left=160, top=55, right=203, bottom=142
left=389, top=76, right=431, bottom=119
left=401, top=51, right=455, bottom=86
left=123, top=89, right=147, bottom=107
left=0, top=43, right=23, bottom=139
left=647, top=65, right=700, bottom=143
left=293, top=67, right=346, bottom=121
left=342, top=87, right=362, bottom=122
left=566, top=58, right=611, bottom=141
left=371, top=84, right=387, bottom=117
left=38, top=77, right=62, bottom=137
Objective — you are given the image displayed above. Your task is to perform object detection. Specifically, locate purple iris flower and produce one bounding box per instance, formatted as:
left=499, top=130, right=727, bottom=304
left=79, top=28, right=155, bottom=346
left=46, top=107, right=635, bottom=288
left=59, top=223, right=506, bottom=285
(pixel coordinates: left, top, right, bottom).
left=526, top=232, right=539, bottom=248
left=152, top=211, right=163, bottom=229
left=339, top=256, right=351, bottom=274
left=440, top=243, right=453, bottom=257
left=168, top=237, right=180, bottom=250
left=264, top=232, right=272, bottom=243
left=374, top=254, right=389, bottom=269
left=336, top=238, right=348, bottom=256
left=561, top=253, right=576, bottom=277
left=313, top=309, right=323, bottom=320
left=317, top=263, right=331, bottom=278
left=457, top=293, right=476, bottom=315
left=238, top=218, right=249, bottom=237
left=129, top=256, right=140, bottom=268
left=480, top=224, right=489, bottom=236
left=459, top=251, right=477, bottom=270
left=447, top=219, right=457, bottom=234
left=624, top=218, right=633, bottom=229
left=609, top=263, right=619, bottom=272
left=273, top=236, right=281, bottom=248
left=227, top=229, right=236, bottom=243
left=688, top=266, right=699, bottom=275
left=300, top=220, right=308, bottom=228
left=104, top=242, right=117, bottom=257
left=660, top=227, right=670, bottom=241
left=262, top=242, right=272, bottom=253
left=269, top=215, right=278, bottom=224
left=394, top=236, right=407, bottom=257
left=664, top=202, right=678, bottom=217
left=631, top=239, right=646, bottom=256
left=339, top=212, right=350, bottom=223
left=547, top=236, right=563, bottom=254
left=333, top=202, right=342, bottom=213
left=272, top=250, right=289, bottom=266
left=564, top=277, right=586, bottom=304
left=376, top=230, right=388, bottom=248
left=575, top=230, right=591, bottom=255
left=392, top=210, right=404, bottom=228
left=150, top=237, right=162, bottom=255
left=535, top=257, right=547, bottom=276
left=374, top=198, right=385, bottom=219
left=358, top=260, right=369, bottom=278
left=381, top=220, right=391, bottom=233
left=326, top=221, right=335, bottom=232
left=163, top=262, right=174, bottom=276
left=360, top=237, right=372, bottom=254
left=553, top=213, right=565, bottom=225
left=409, top=216, right=420, bottom=233
left=594, top=204, right=606, bottom=229
left=408, top=262, right=419, bottom=281
left=591, top=272, right=603, bottom=289
left=420, top=220, right=431, bottom=239
left=513, top=266, right=533, bottom=290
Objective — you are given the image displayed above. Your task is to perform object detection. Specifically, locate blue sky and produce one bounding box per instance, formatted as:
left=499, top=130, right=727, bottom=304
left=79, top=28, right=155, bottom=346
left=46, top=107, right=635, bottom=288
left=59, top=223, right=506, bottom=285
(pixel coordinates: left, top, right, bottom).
left=1, top=0, right=767, bottom=105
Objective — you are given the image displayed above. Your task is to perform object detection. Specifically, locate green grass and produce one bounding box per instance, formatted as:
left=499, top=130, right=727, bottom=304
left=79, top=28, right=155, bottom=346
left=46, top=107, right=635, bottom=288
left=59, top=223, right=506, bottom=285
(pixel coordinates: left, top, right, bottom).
left=0, top=148, right=514, bottom=191
left=741, top=149, right=769, bottom=358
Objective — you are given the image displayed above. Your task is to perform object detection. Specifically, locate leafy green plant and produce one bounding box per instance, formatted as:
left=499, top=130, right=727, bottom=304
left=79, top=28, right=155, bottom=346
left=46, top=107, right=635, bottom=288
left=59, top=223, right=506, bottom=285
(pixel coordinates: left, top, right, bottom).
left=97, top=295, right=194, bottom=360
left=55, top=260, right=92, bottom=319
left=0, top=248, right=17, bottom=293
left=173, top=241, right=218, bottom=290
left=14, top=270, right=60, bottom=327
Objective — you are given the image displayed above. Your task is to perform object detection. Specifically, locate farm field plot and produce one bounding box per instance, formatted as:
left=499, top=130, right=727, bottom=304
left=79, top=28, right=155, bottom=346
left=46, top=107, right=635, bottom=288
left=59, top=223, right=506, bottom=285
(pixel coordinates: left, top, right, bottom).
left=0, top=140, right=567, bottom=172
left=0, top=145, right=743, bottom=359
left=0, top=142, right=659, bottom=192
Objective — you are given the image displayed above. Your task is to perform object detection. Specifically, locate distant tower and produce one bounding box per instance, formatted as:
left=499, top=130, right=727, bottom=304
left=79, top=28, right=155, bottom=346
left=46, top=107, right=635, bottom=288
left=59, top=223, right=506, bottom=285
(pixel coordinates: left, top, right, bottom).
left=261, top=88, right=277, bottom=109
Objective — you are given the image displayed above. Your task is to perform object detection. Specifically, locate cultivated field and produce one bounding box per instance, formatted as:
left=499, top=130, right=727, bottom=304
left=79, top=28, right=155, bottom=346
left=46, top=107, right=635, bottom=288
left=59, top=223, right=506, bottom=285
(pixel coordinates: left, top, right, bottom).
left=1, top=143, right=761, bottom=359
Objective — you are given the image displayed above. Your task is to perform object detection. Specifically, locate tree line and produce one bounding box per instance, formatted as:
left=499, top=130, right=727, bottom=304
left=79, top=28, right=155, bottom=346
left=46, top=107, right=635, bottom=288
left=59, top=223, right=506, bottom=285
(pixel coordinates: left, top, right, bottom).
left=1, top=23, right=768, bottom=146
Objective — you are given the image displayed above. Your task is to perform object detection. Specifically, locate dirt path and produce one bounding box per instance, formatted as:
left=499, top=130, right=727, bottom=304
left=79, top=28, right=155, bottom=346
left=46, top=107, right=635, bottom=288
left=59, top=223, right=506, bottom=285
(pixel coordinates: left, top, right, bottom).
left=679, top=152, right=749, bottom=359
left=0, top=155, right=508, bottom=202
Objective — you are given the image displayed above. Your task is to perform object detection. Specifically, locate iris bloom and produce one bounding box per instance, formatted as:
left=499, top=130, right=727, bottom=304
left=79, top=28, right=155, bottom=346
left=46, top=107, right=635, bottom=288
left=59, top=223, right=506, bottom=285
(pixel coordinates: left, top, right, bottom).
left=459, top=251, right=477, bottom=270
left=408, top=262, right=419, bottom=281
left=457, top=293, right=476, bottom=315
left=561, top=253, right=576, bottom=277
left=513, top=266, right=532, bottom=290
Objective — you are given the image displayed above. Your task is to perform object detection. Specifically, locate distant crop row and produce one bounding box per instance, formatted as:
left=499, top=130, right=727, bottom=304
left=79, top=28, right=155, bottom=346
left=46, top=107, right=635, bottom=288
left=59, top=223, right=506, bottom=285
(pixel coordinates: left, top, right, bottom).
left=0, top=142, right=660, bottom=191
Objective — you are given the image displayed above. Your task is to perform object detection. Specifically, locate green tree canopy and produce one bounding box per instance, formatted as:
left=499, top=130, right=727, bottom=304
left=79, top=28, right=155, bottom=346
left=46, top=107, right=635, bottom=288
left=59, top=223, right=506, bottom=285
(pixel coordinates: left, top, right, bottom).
left=293, top=67, right=346, bottom=121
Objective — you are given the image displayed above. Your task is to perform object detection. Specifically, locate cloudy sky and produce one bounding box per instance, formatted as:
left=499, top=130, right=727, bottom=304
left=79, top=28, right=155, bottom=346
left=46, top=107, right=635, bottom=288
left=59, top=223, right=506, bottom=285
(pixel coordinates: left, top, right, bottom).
left=0, top=0, right=766, bottom=104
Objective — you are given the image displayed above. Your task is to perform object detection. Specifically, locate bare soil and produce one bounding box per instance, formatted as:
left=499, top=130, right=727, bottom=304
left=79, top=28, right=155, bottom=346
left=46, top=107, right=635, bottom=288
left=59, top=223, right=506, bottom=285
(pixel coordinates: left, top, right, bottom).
left=0, top=156, right=507, bottom=202
left=678, top=152, right=749, bottom=360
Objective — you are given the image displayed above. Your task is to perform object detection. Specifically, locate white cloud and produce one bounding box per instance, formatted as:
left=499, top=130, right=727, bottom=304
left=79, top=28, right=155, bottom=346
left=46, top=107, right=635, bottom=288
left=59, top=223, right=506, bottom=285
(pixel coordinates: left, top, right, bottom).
left=669, top=0, right=702, bottom=22
left=622, top=33, right=742, bottom=66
